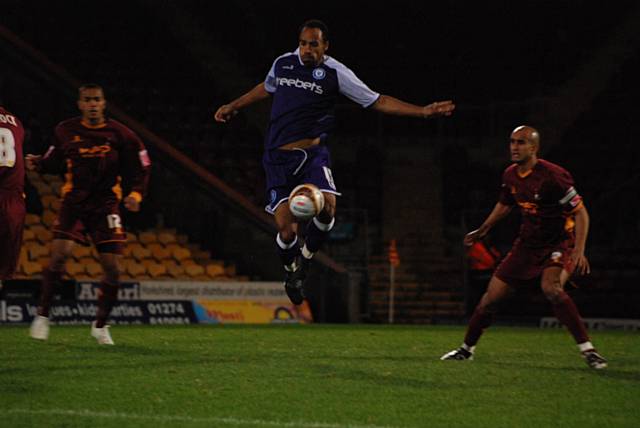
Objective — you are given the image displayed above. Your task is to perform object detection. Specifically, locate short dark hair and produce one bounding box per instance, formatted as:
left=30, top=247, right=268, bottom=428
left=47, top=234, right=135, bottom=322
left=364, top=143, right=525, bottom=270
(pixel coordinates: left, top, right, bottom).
left=78, top=83, right=104, bottom=98
left=299, top=19, right=329, bottom=42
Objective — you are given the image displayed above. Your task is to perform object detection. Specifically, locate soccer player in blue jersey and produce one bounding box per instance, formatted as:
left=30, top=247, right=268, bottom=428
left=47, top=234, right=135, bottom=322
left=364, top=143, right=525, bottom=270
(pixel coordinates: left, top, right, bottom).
left=215, top=20, right=454, bottom=304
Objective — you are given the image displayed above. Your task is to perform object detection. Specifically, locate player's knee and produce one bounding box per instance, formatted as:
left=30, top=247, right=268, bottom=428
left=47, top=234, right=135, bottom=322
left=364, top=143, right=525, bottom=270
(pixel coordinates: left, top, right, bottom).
left=277, top=228, right=297, bottom=244
left=541, top=280, right=563, bottom=303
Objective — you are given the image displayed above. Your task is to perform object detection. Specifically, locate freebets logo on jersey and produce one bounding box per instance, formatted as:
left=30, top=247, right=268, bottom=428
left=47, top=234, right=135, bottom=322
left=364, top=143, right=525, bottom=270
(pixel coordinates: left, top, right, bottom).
left=276, top=76, right=324, bottom=94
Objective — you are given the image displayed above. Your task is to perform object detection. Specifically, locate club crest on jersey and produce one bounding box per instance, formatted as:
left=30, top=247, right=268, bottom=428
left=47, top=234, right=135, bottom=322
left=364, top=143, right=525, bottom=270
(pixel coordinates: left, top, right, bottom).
left=550, top=251, right=563, bottom=263
left=312, top=68, right=326, bottom=80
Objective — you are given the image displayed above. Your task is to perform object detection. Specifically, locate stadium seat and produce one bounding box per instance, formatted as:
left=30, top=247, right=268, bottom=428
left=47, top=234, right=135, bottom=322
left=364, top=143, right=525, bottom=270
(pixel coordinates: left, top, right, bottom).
left=86, top=262, right=103, bottom=278
left=30, top=225, right=53, bottom=244
left=147, top=263, right=168, bottom=278
left=157, top=231, right=177, bottom=245
left=167, top=264, right=186, bottom=278
left=126, top=232, right=138, bottom=243
left=42, top=210, right=57, bottom=227
left=25, top=213, right=41, bottom=226
left=22, top=228, right=36, bottom=242
left=132, top=246, right=152, bottom=262
left=172, top=247, right=192, bottom=263
left=50, top=199, right=62, bottom=212
left=66, top=261, right=86, bottom=277
left=138, top=231, right=158, bottom=245
left=27, top=243, right=49, bottom=260
left=41, top=194, right=59, bottom=210
left=184, top=264, right=205, bottom=278
left=72, top=246, right=93, bottom=260
left=126, top=262, right=148, bottom=278
left=205, top=263, right=225, bottom=278
left=33, top=180, right=53, bottom=195
left=149, top=245, right=171, bottom=261
left=22, top=260, right=43, bottom=276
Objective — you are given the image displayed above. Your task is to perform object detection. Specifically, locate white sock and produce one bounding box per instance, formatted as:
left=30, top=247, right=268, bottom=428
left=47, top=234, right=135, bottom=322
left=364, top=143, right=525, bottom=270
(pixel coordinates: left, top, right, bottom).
left=578, top=341, right=594, bottom=353
left=301, top=245, right=314, bottom=260
left=461, top=343, right=476, bottom=353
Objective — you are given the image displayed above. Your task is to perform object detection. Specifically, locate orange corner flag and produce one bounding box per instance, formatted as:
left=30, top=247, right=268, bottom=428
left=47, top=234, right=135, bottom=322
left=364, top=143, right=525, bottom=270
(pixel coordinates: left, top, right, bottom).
left=388, top=239, right=400, bottom=267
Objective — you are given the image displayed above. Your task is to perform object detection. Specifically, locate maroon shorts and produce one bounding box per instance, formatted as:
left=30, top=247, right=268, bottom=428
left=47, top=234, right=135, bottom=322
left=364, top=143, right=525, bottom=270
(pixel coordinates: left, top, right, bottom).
left=494, top=238, right=574, bottom=286
left=53, top=199, right=126, bottom=254
left=0, top=192, right=26, bottom=279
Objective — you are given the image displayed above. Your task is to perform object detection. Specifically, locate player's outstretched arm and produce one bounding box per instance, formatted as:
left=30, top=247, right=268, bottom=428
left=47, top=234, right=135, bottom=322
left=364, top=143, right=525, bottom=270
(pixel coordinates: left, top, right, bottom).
left=370, top=95, right=455, bottom=118
left=464, top=202, right=512, bottom=246
left=214, top=83, right=271, bottom=123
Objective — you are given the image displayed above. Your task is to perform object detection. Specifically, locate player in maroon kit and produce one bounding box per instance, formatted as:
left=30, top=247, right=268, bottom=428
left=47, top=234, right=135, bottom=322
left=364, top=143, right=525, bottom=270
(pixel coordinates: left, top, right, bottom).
left=441, top=125, right=607, bottom=369
left=26, top=84, right=151, bottom=345
left=0, top=106, right=26, bottom=280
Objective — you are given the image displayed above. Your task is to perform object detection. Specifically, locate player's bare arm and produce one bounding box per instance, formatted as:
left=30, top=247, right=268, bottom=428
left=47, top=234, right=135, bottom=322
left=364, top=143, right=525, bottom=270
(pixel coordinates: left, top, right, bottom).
left=571, top=205, right=590, bottom=275
left=214, top=83, right=271, bottom=122
left=24, top=154, right=42, bottom=171
left=464, top=202, right=512, bottom=246
left=371, top=95, right=455, bottom=118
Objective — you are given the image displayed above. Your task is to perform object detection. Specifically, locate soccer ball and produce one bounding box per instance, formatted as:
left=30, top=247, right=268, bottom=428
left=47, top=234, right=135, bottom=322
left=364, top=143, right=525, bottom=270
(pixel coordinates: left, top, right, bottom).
left=288, top=184, right=325, bottom=220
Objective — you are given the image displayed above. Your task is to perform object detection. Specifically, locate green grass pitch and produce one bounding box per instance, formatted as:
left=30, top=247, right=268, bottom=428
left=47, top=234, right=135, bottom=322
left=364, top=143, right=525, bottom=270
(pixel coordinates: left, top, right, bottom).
left=1, top=324, right=638, bottom=428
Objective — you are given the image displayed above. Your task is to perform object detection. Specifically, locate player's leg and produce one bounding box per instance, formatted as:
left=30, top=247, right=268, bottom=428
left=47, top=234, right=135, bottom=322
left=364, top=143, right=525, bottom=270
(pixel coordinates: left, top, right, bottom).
left=441, top=275, right=513, bottom=360
left=30, top=238, right=75, bottom=340
left=274, top=202, right=300, bottom=271
left=0, top=194, right=25, bottom=280
left=541, top=266, right=606, bottom=368
left=89, top=208, right=126, bottom=345
left=274, top=203, right=306, bottom=304
left=302, top=192, right=336, bottom=259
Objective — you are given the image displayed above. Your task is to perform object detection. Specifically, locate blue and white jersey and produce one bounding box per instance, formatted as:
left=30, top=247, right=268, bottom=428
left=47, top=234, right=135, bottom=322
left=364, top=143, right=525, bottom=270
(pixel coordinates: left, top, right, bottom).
left=264, top=49, right=380, bottom=150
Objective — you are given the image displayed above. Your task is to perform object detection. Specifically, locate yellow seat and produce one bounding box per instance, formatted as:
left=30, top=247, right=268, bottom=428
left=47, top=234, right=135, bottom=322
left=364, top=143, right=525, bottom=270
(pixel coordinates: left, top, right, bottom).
left=22, top=260, right=43, bottom=276
left=28, top=243, right=49, bottom=260
left=86, top=262, right=103, bottom=278
left=50, top=199, right=62, bottom=212
left=41, top=194, right=59, bottom=210
left=172, top=247, right=192, bottom=262
left=72, top=246, right=93, bottom=260
left=126, top=232, right=138, bottom=243
left=41, top=210, right=57, bottom=227
left=22, top=228, right=36, bottom=242
left=147, top=263, right=168, bottom=278
left=184, top=264, right=205, bottom=278
left=138, top=231, right=157, bottom=245
left=66, top=261, right=86, bottom=277
left=31, top=225, right=53, bottom=244
left=127, top=262, right=147, bottom=278
left=157, top=231, right=177, bottom=245
left=205, top=263, right=225, bottom=278
left=25, top=213, right=41, bottom=226
left=132, top=246, right=152, bottom=262
left=167, top=264, right=186, bottom=278
left=149, top=245, right=171, bottom=261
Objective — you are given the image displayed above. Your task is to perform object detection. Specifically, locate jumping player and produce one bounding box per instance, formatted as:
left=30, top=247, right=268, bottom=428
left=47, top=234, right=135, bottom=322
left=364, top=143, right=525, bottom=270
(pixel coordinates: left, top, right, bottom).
left=215, top=20, right=454, bottom=304
left=0, top=106, right=26, bottom=280
left=441, top=125, right=607, bottom=369
left=27, top=84, right=151, bottom=345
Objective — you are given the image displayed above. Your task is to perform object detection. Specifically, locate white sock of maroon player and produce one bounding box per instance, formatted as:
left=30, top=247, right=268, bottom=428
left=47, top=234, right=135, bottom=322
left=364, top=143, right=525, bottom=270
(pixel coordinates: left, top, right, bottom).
left=96, top=281, right=119, bottom=328
left=302, top=217, right=335, bottom=259
left=276, top=233, right=301, bottom=271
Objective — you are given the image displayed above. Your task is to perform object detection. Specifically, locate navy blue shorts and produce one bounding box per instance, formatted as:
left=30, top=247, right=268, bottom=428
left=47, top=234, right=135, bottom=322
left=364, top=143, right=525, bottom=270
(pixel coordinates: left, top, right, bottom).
left=263, top=145, right=341, bottom=214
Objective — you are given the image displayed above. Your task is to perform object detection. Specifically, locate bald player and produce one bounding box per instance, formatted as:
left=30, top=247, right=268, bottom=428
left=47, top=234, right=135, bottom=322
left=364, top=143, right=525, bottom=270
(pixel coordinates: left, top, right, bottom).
left=441, top=125, right=607, bottom=369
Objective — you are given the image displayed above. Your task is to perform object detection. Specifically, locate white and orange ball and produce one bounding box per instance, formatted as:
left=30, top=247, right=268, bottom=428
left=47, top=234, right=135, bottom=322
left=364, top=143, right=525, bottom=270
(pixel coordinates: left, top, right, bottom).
left=288, top=184, right=325, bottom=220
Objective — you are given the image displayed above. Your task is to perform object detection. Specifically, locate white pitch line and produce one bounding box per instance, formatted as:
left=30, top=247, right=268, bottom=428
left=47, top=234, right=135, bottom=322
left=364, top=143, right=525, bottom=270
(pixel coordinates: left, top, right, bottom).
left=5, top=408, right=402, bottom=428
